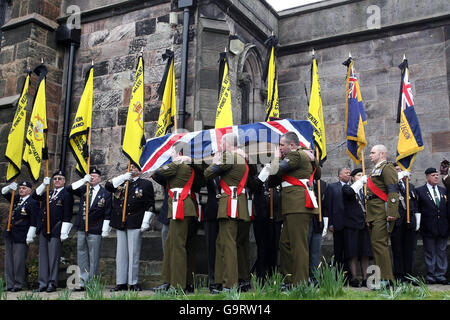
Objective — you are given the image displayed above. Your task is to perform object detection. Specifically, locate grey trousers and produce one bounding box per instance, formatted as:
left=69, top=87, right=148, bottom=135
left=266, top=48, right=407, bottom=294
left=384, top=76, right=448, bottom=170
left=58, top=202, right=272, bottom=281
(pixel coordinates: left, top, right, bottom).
left=423, top=236, right=448, bottom=282
left=4, top=238, right=28, bottom=290
left=161, top=224, right=169, bottom=254
left=308, top=220, right=323, bottom=279
left=116, top=229, right=142, bottom=285
left=38, top=233, right=62, bottom=288
left=77, top=231, right=102, bottom=287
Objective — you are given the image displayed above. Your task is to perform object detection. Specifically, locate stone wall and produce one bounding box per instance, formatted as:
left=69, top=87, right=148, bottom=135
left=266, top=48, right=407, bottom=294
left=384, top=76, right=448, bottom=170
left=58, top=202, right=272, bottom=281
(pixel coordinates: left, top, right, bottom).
left=277, top=0, right=450, bottom=184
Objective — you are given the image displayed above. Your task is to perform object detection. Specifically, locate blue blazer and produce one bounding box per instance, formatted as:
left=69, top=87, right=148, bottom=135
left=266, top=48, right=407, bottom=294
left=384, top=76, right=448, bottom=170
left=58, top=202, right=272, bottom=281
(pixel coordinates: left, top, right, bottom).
left=68, top=185, right=112, bottom=235
left=326, top=182, right=346, bottom=231
left=2, top=193, right=40, bottom=244
left=32, top=187, right=74, bottom=238
left=416, top=184, right=448, bottom=238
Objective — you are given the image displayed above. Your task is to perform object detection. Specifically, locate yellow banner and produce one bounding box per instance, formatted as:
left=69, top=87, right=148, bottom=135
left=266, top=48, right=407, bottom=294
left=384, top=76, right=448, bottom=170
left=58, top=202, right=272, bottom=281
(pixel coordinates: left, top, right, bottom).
left=156, top=55, right=176, bottom=137
left=265, top=47, right=279, bottom=121
left=69, top=67, right=93, bottom=176
left=215, top=56, right=233, bottom=128
left=308, top=58, right=326, bottom=163
left=23, top=67, right=47, bottom=182
left=6, top=74, right=30, bottom=181
left=123, top=56, right=145, bottom=167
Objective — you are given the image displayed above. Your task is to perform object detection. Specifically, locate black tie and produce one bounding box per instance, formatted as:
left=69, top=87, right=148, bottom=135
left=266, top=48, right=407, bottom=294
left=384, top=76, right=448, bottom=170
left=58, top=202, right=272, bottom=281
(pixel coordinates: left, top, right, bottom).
left=88, top=187, right=93, bottom=207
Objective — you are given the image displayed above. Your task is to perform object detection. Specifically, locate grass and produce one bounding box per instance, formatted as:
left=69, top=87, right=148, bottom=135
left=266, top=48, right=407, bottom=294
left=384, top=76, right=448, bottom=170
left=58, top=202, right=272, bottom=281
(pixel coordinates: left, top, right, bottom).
left=17, top=292, right=43, bottom=300
left=84, top=276, right=106, bottom=300
left=0, top=278, right=7, bottom=300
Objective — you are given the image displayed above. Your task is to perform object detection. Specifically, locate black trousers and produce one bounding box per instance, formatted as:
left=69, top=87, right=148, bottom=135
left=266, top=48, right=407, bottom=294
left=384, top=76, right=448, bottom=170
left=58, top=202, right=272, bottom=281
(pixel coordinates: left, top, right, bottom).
left=333, top=229, right=350, bottom=277
left=253, top=219, right=282, bottom=279
left=390, top=222, right=418, bottom=279
left=204, top=219, right=219, bottom=285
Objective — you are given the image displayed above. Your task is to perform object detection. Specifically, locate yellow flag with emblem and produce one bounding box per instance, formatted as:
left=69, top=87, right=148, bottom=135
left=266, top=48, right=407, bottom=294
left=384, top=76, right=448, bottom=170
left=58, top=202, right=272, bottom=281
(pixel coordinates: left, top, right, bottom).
left=308, top=57, right=327, bottom=164
left=263, top=35, right=279, bottom=121
left=23, top=65, right=48, bottom=182
left=123, top=55, right=145, bottom=168
left=215, top=52, right=233, bottom=128
left=69, top=66, right=93, bottom=176
left=5, top=72, right=31, bottom=181
left=156, top=50, right=176, bottom=137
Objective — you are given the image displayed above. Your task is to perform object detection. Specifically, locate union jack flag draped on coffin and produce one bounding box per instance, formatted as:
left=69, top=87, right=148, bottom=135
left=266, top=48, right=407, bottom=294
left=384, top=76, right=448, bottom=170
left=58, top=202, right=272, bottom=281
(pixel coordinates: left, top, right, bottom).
left=139, top=119, right=315, bottom=173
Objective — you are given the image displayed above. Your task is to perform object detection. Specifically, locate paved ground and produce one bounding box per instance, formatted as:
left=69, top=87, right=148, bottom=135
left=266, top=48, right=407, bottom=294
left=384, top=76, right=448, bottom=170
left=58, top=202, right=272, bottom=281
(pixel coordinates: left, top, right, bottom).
left=2, top=284, right=450, bottom=300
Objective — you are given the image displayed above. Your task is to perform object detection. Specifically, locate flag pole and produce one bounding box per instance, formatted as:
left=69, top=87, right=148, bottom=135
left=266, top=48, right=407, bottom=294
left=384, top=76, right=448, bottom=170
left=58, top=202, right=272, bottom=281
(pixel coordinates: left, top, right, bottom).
left=85, top=126, right=91, bottom=234
left=360, top=149, right=368, bottom=213
left=6, top=179, right=16, bottom=232
left=406, top=176, right=410, bottom=224
left=315, top=147, right=322, bottom=223
left=46, top=150, right=50, bottom=235
left=121, top=162, right=131, bottom=227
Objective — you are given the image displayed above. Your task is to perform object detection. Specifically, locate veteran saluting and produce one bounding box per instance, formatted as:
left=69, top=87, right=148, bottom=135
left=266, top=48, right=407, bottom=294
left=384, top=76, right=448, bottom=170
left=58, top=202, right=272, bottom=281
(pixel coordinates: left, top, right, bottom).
left=363, top=145, right=399, bottom=288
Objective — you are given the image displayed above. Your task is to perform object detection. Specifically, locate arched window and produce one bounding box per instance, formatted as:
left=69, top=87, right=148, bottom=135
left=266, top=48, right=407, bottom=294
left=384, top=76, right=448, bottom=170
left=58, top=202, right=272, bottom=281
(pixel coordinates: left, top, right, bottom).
left=237, top=45, right=264, bottom=124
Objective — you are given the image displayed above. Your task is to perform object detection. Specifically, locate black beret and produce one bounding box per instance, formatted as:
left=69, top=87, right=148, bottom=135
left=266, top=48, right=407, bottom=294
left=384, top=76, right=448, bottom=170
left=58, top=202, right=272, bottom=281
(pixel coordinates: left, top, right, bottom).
left=52, top=170, right=65, bottom=178
left=19, top=181, right=32, bottom=188
left=90, top=167, right=101, bottom=176
left=425, top=167, right=437, bottom=175
left=350, top=168, right=363, bottom=177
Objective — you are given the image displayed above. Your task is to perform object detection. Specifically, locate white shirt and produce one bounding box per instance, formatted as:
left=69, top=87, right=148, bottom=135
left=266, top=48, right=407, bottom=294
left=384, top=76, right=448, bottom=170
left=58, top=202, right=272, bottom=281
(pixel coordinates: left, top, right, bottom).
left=426, top=183, right=441, bottom=205
left=19, top=195, right=30, bottom=205
left=51, top=187, right=64, bottom=200
left=89, top=184, right=101, bottom=206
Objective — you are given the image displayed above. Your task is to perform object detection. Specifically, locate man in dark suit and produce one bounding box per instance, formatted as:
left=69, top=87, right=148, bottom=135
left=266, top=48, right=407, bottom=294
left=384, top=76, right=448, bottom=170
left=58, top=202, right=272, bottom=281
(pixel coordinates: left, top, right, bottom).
left=106, top=163, right=155, bottom=291
left=342, top=168, right=373, bottom=288
left=390, top=166, right=419, bottom=283
left=32, top=170, right=74, bottom=292
left=67, top=167, right=112, bottom=291
left=326, top=167, right=351, bottom=278
left=416, top=167, right=448, bottom=285
left=1, top=181, right=40, bottom=292
left=203, top=176, right=220, bottom=292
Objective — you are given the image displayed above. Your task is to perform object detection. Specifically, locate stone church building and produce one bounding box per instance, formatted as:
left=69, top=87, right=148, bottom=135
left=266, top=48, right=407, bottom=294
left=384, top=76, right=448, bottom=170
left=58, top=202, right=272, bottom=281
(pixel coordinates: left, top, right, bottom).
left=0, top=0, right=449, bottom=288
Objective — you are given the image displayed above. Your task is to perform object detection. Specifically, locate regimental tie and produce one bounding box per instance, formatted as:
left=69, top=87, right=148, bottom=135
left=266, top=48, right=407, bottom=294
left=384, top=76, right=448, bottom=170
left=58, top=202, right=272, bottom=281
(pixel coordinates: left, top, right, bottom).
left=88, top=186, right=93, bottom=207
left=433, top=186, right=440, bottom=207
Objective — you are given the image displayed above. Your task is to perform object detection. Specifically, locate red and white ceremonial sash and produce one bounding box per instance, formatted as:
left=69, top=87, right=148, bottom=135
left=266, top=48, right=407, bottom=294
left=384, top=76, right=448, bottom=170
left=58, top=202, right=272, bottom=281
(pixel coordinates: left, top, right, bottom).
left=219, top=162, right=249, bottom=219
left=281, top=169, right=318, bottom=209
left=168, top=168, right=195, bottom=220
left=367, top=177, right=388, bottom=202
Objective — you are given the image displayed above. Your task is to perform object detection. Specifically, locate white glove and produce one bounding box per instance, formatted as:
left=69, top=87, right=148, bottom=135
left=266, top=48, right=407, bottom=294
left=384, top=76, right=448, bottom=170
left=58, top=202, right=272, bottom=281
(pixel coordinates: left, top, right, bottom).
left=1, top=182, right=18, bottom=195
left=398, top=170, right=411, bottom=180
left=111, top=172, right=133, bottom=188
left=322, top=217, right=328, bottom=238
left=26, top=226, right=37, bottom=245
left=257, top=164, right=271, bottom=183
left=101, top=220, right=111, bottom=237
left=140, top=211, right=153, bottom=232
left=36, top=177, right=51, bottom=196
left=360, top=175, right=368, bottom=184
left=415, top=213, right=421, bottom=232
left=71, top=174, right=92, bottom=190
left=60, top=222, right=73, bottom=241
left=350, top=179, right=364, bottom=194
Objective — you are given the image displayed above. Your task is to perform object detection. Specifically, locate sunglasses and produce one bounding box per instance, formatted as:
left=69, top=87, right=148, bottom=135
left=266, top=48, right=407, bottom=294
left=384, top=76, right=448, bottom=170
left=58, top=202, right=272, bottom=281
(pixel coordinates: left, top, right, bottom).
left=53, top=177, right=65, bottom=181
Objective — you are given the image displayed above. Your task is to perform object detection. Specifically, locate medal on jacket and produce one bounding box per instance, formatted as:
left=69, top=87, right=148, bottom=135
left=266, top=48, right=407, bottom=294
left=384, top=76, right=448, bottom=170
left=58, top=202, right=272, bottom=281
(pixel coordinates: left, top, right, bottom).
left=21, top=207, right=27, bottom=216
left=135, top=188, right=143, bottom=198
left=98, top=198, right=105, bottom=207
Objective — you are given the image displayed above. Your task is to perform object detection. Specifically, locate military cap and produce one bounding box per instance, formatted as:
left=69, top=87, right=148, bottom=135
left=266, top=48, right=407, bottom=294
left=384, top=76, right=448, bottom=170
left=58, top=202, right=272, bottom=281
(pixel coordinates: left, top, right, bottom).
left=350, top=168, right=363, bottom=177
left=425, top=167, right=437, bottom=175
left=19, top=181, right=32, bottom=188
left=90, top=167, right=101, bottom=176
left=52, top=170, right=65, bottom=178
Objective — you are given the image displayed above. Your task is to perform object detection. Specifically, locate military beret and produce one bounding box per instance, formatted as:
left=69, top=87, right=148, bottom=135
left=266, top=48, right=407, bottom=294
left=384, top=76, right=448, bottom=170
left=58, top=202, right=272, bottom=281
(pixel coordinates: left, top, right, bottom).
left=350, top=168, right=363, bottom=177
left=19, top=181, right=32, bottom=188
left=90, top=167, right=101, bottom=176
left=52, top=170, right=65, bottom=178
left=425, top=167, right=437, bottom=175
